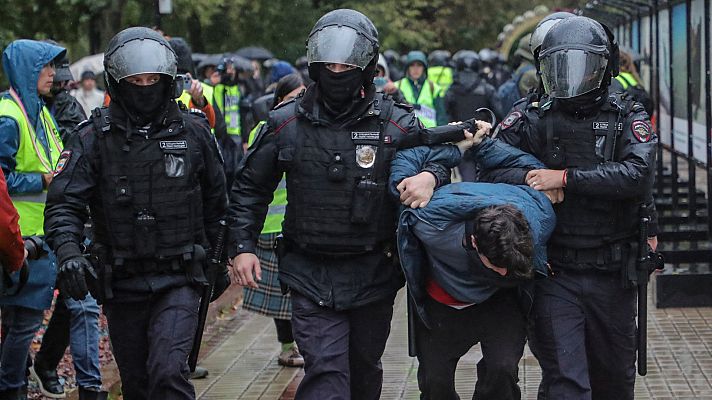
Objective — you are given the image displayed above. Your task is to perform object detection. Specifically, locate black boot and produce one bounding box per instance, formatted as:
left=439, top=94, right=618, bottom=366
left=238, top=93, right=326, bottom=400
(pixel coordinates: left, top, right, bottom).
left=29, top=364, right=65, bottom=399
left=78, top=387, right=109, bottom=400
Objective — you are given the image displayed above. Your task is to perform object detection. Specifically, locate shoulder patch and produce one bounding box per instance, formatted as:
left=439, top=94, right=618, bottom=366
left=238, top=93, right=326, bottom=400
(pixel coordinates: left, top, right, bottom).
left=631, top=120, right=652, bottom=143
left=500, top=111, right=522, bottom=130
left=54, top=150, right=72, bottom=176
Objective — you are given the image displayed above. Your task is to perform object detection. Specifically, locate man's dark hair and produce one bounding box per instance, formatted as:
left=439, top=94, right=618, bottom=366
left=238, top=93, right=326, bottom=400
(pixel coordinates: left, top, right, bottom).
left=469, top=204, right=534, bottom=279
left=272, top=73, right=304, bottom=109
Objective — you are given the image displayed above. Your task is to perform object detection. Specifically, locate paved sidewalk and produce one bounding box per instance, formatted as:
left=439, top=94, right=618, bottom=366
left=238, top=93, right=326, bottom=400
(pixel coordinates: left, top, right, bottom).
left=196, top=281, right=712, bottom=399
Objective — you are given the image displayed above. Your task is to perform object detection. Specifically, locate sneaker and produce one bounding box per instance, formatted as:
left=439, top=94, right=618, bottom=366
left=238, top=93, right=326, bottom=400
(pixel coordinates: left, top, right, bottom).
left=29, top=365, right=65, bottom=399
left=277, top=346, right=304, bottom=367
left=189, top=366, right=209, bottom=380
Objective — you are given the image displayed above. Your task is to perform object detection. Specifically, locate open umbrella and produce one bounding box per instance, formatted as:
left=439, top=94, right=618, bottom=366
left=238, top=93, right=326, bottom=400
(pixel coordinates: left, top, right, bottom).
left=235, top=46, right=274, bottom=61
left=70, top=53, right=104, bottom=80
left=223, top=53, right=254, bottom=72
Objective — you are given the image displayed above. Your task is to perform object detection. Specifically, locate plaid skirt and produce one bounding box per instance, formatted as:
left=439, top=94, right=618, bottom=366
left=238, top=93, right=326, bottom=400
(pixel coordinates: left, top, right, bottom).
left=242, top=232, right=292, bottom=320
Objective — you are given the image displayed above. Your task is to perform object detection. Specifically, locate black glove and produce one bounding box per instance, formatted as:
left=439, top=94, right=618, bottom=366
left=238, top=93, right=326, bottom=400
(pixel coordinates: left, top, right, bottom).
left=58, top=256, right=97, bottom=301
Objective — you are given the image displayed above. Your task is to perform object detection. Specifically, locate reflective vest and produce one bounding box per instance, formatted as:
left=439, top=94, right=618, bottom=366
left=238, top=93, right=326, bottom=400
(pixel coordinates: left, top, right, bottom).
left=395, top=78, right=439, bottom=127
left=614, top=72, right=638, bottom=90
left=0, top=91, right=62, bottom=236
left=213, top=84, right=241, bottom=136
left=177, top=82, right=215, bottom=110
left=427, top=66, right=453, bottom=93
left=247, top=121, right=286, bottom=235
left=178, top=82, right=215, bottom=132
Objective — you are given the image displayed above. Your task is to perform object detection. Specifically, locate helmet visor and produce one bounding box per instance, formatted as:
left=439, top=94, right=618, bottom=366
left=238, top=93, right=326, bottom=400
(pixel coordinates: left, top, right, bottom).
left=106, top=38, right=177, bottom=81
left=540, top=49, right=607, bottom=99
left=307, top=25, right=376, bottom=70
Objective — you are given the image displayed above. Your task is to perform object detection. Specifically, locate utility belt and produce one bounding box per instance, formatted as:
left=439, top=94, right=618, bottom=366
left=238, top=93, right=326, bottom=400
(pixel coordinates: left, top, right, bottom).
left=88, top=243, right=207, bottom=303
left=277, top=236, right=394, bottom=260
left=549, top=241, right=632, bottom=272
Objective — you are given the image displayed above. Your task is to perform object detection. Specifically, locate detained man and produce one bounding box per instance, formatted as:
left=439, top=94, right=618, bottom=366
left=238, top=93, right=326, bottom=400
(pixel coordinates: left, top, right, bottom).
left=391, top=130, right=558, bottom=400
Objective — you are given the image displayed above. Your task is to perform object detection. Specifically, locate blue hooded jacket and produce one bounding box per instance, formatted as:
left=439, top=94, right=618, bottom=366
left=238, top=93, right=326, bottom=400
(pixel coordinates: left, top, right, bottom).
left=0, top=39, right=65, bottom=194
left=392, top=138, right=556, bottom=326
left=0, top=40, right=64, bottom=310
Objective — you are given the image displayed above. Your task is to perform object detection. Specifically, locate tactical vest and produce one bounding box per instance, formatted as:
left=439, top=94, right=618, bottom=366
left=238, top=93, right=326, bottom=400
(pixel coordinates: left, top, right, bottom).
left=90, top=108, right=206, bottom=261
left=539, top=96, right=639, bottom=251
left=396, top=78, right=438, bottom=127
left=213, top=84, right=241, bottom=136
left=273, top=97, right=398, bottom=255
left=0, top=91, right=63, bottom=236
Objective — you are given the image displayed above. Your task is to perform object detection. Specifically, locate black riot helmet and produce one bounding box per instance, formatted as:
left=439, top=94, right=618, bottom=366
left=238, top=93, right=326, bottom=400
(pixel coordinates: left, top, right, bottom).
left=428, top=50, right=452, bottom=67
left=529, top=11, right=576, bottom=57
left=539, top=16, right=616, bottom=99
left=306, top=9, right=380, bottom=82
left=453, top=50, right=481, bottom=72
left=104, top=27, right=178, bottom=101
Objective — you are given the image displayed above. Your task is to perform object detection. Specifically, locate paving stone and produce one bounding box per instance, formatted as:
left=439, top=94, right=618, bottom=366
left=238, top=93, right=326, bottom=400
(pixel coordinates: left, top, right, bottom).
left=197, top=287, right=712, bottom=399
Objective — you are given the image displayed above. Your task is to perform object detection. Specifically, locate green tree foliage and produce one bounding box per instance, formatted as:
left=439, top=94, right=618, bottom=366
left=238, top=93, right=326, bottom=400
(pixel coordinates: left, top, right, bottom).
left=0, top=0, right=581, bottom=84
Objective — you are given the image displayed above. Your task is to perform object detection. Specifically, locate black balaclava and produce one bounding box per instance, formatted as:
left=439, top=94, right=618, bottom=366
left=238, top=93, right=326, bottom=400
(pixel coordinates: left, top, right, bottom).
left=558, top=84, right=608, bottom=117
left=317, top=64, right=364, bottom=112
left=117, top=77, right=171, bottom=125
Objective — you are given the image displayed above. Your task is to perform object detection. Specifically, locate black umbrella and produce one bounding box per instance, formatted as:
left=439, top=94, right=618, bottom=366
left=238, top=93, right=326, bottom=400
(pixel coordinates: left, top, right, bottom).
left=235, top=46, right=274, bottom=61
left=197, top=54, right=224, bottom=70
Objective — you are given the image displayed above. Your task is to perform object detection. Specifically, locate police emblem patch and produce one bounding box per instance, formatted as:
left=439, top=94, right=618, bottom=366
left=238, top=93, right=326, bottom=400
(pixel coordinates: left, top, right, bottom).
left=500, top=111, right=522, bottom=130
left=355, top=145, right=377, bottom=168
left=54, top=150, right=72, bottom=176
left=631, top=120, right=652, bottom=143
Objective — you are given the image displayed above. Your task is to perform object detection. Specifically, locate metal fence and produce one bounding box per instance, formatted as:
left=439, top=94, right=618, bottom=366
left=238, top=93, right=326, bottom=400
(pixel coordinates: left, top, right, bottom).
left=582, top=0, right=712, bottom=238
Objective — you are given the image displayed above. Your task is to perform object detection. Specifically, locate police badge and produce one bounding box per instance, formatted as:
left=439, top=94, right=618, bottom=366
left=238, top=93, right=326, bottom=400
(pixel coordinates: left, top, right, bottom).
left=356, top=145, right=377, bottom=168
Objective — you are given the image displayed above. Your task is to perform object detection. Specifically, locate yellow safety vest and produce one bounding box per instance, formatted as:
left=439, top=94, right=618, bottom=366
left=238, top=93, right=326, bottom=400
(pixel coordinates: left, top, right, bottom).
left=615, top=72, right=639, bottom=90
left=247, top=122, right=286, bottom=234
left=213, top=84, right=241, bottom=136
left=177, top=82, right=215, bottom=111
left=395, top=78, right=439, bottom=127
left=427, top=66, right=453, bottom=94
left=0, top=91, right=62, bottom=236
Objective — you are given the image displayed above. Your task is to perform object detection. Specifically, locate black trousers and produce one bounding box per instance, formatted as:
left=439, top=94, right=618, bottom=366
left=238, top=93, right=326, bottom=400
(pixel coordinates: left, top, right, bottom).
left=274, top=318, right=294, bottom=344
left=103, top=285, right=200, bottom=400
left=290, top=290, right=396, bottom=400
left=416, top=288, right=526, bottom=400
left=530, top=270, right=636, bottom=400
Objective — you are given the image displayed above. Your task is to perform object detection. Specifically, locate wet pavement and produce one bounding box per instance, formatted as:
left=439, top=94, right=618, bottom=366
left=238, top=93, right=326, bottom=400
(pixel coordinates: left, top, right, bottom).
left=195, top=278, right=712, bottom=399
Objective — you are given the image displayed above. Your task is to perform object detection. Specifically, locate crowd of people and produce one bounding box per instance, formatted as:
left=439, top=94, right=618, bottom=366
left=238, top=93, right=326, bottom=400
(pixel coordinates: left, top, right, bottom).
left=0, top=6, right=659, bottom=400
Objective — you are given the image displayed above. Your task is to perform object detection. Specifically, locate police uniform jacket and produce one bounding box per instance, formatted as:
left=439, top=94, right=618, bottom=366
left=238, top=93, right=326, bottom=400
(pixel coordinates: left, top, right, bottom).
left=483, top=92, right=658, bottom=268
left=44, top=102, right=228, bottom=299
left=229, top=84, right=456, bottom=310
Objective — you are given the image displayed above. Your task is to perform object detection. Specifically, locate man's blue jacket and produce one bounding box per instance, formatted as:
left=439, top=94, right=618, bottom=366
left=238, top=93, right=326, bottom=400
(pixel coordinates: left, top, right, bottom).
left=391, top=138, right=557, bottom=327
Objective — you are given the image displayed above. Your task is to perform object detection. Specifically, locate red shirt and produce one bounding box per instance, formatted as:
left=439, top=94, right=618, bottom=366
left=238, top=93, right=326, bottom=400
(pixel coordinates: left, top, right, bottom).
left=0, top=169, right=24, bottom=272
left=425, top=277, right=472, bottom=307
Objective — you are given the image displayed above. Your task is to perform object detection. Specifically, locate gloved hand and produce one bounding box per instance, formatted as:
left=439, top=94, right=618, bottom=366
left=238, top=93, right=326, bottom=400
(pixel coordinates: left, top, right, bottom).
left=58, top=256, right=97, bottom=301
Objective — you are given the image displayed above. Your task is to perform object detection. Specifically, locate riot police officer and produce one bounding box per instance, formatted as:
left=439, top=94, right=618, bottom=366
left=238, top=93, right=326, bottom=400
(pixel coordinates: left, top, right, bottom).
left=485, top=17, right=657, bottom=399
left=229, top=9, right=465, bottom=399
left=444, top=50, right=497, bottom=181
left=43, top=27, right=228, bottom=400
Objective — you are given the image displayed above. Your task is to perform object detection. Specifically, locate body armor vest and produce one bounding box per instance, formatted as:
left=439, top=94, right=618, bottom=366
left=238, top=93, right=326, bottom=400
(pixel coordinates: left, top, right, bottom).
left=276, top=98, right=398, bottom=255
left=540, top=98, right=638, bottom=250
left=91, top=109, right=206, bottom=261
